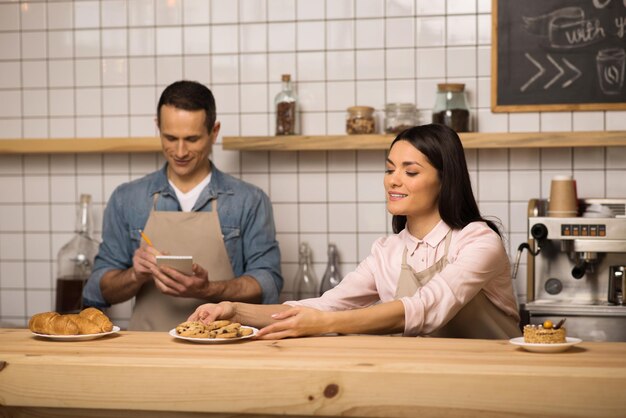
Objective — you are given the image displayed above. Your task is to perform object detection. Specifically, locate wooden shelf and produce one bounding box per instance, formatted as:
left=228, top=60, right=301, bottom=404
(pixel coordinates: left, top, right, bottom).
left=0, top=131, right=625, bottom=154
left=0, top=137, right=161, bottom=154
left=223, top=131, right=626, bottom=151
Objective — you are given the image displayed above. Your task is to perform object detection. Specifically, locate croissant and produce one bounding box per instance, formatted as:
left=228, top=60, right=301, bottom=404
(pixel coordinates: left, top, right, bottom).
left=67, top=314, right=102, bottom=334
left=29, top=312, right=80, bottom=335
left=79, top=307, right=114, bottom=332
left=28, top=309, right=114, bottom=335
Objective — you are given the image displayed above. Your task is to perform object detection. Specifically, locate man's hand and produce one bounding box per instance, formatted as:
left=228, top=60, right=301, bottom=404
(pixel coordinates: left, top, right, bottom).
left=151, top=262, right=212, bottom=299
left=132, top=244, right=160, bottom=284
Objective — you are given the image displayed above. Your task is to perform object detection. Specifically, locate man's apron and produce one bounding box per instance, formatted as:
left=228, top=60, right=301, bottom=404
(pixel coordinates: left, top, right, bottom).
left=395, top=232, right=521, bottom=339
left=129, top=196, right=235, bottom=331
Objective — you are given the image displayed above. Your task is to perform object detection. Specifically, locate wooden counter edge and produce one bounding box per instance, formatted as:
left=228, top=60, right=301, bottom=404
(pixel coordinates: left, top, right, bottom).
left=1, top=131, right=625, bottom=154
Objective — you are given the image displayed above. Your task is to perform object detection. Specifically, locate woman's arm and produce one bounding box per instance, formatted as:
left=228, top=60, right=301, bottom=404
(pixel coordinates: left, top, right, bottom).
left=189, top=299, right=405, bottom=339
left=188, top=301, right=290, bottom=329
left=256, top=300, right=405, bottom=339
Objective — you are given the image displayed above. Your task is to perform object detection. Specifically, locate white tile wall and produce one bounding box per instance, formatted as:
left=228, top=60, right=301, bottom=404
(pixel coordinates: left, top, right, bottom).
left=0, top=0, right=625, bottom=327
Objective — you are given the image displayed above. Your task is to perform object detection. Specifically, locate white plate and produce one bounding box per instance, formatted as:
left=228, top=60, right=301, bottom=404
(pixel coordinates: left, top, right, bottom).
left=509, top=337, right=582, bottom=353
left=31, top=326, right=121, bottom=341
left=169, top=326, right=259, bottom=343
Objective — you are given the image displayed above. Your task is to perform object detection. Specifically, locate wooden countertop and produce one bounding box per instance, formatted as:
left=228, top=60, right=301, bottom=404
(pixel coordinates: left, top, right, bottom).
left=1, top=328, right=625, bottom=418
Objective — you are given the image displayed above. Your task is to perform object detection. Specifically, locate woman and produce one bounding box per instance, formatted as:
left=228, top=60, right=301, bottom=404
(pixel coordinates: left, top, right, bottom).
left=189, top=124, right=521, bottom=339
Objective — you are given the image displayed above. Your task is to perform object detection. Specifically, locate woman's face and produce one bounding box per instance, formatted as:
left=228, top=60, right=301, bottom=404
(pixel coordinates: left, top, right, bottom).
left=384, top=140, right=441, bottom=220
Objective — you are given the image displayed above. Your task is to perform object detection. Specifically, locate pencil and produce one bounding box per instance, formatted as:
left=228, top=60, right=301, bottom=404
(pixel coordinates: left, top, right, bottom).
left=139, top=230, right=153, bottom=247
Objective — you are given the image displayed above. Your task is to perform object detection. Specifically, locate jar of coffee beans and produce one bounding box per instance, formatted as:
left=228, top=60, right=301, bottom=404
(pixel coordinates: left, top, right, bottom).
left=346, top=106, right=375, bottom=135
left=432, top=83, right=470, bottom=133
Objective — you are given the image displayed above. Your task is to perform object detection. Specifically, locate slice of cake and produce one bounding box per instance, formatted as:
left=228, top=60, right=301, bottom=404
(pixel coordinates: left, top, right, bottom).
left=523, top=320, right=566, bottom=344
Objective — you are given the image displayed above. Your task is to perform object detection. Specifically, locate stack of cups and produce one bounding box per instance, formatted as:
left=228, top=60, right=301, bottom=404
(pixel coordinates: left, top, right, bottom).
left=548, top=175, right=578, bottom=217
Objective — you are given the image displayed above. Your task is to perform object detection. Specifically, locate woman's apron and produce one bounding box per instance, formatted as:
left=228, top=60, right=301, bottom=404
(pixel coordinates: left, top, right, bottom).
left=129, top=196, right=235, bottom=331
left=395, top=232, right=521, bottom=339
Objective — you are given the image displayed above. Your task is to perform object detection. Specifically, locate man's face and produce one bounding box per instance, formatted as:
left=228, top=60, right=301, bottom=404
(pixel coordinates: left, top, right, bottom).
left=158, top=105, right=219, bottom=185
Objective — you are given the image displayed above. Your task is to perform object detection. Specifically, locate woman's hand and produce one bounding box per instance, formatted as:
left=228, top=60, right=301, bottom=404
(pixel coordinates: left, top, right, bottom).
left=188, top=301, right=235, bottom=324
left=255, top=306, right=330, bottom=340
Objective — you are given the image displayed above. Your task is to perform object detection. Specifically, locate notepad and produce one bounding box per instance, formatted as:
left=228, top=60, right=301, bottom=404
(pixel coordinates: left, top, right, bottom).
left=156, top=255, right=193, bottom=275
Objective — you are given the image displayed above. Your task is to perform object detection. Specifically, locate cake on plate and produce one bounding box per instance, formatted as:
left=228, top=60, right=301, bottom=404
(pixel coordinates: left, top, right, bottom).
left=523, top=320, right=566, bottom=344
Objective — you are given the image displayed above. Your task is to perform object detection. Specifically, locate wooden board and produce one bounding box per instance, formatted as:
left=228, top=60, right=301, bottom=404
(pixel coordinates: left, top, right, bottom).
left=492, top=0, right=626, bottom=112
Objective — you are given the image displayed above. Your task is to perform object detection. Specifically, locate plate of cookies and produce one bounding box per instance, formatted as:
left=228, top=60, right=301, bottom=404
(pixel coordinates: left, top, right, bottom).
left=170, top=320, right=258, bottom=343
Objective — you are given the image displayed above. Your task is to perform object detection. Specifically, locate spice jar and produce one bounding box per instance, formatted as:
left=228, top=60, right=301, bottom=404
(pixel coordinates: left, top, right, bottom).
left=346, top=106, right=375, bottom=135
left=384, top=103, right=417, bottom=134
left=432, top=83, right=471, bottom=132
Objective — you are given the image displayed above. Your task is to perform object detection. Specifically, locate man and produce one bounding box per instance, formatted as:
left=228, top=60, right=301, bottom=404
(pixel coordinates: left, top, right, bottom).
left=83, top=80, right=283, bottom=331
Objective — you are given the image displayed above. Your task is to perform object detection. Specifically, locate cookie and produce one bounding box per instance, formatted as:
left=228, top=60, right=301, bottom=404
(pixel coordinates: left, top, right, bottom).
left=215, top=322, right=241, bottom=334
left=206, top=320, right=231, bottom=331
left=216, top=332, right=238, bottom=339
left=238, top=327, right=253, bottom=337
left=176, top=321, right=209, bottom=337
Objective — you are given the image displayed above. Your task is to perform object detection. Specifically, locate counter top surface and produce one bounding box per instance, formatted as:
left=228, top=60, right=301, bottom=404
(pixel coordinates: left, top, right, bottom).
left=1, top=328, right=625, bottom=418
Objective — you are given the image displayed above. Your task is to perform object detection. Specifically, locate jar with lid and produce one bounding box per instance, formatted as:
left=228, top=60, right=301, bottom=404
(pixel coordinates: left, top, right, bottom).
left=431, top=83, right=471, bottom=132
left=384, top=103, right=418, bottom=134
left=346, top=106, right=376, bottom=135
left=275, top=74, right=298, bottom=135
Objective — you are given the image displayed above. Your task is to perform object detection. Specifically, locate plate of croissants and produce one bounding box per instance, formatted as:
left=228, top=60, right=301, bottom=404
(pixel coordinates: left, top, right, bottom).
left=29, top=307, right=119, bottom=341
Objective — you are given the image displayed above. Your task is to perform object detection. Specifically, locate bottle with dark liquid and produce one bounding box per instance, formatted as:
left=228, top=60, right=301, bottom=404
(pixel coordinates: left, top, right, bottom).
left=275, top=74, right=298, bottom=135
left=319, top=244, right=342, bottom=296
left=432, top=83, right=471, bottom=132
left=294, top=243, right=318, bottom=300
left=55, top=194, right=100, bottom=314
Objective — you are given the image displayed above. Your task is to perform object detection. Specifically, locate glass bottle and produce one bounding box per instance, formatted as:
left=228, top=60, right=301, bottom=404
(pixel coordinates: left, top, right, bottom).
left=384, top=103, right=418, bottom=134
left=275, top=74, right=298, bottom=135
left=55, top=194, right=100, bottom=314
left=346, top=106, right=376, bottom=134
left=431, top=83, right=471, bottom=132
left=293, top=243, right=318, bottom=300
left=319, top=244, right=342, bottom=296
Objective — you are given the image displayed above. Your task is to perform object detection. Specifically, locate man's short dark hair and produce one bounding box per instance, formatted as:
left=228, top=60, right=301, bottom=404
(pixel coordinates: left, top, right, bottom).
left=157, top=80, right=216, bottom=133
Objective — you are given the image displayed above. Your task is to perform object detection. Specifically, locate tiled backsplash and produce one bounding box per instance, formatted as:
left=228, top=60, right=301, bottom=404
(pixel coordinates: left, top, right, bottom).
left=1, top=0, right=626, bottom=328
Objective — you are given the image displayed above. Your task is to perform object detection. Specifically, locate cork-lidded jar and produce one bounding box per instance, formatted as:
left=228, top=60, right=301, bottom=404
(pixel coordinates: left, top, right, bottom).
left=346, top=106, right=375, bottom=135
left=431, top=83, right=470, bottom=132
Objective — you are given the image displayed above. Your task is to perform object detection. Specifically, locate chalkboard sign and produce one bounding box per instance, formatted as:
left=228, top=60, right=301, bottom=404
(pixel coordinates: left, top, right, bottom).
left=492, top=0, right=626, bottom=112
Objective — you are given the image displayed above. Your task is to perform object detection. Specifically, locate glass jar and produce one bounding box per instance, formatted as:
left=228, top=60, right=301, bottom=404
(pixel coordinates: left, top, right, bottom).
left=275, top=74, right=298, bottom=135
left=384, top=103, right=418, bottom=134
left=346, top=106, right=375, bottom=135
left=431, top=83, right=471, bottom=132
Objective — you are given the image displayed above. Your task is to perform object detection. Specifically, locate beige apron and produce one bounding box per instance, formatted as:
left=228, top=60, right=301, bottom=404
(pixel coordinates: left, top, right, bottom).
left=395, top=232, right=521, bottom=339
left=129, top=196, right=235, bottom=331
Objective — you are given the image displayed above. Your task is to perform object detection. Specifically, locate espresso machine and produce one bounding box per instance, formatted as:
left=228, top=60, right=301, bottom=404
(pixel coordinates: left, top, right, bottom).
left=523, top=198, right=626, bottom=341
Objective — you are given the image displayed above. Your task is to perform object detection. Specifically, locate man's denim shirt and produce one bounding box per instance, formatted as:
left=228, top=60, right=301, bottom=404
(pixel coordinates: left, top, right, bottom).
left=83, top=163, right=283, bottom=307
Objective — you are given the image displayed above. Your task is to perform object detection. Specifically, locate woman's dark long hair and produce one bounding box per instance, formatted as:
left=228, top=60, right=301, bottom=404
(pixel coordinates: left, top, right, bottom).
left=390, top=124, right=501, bottom=237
